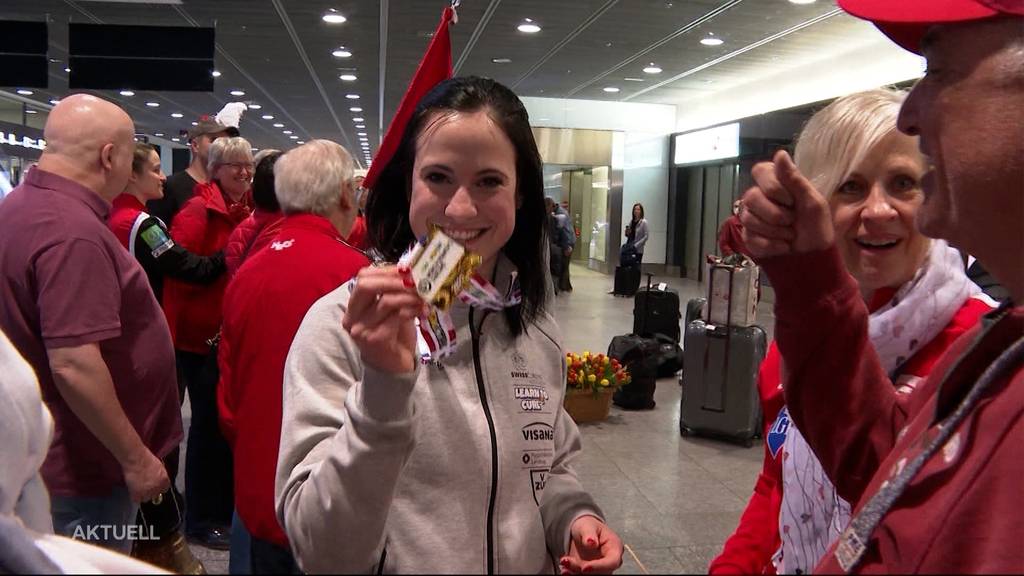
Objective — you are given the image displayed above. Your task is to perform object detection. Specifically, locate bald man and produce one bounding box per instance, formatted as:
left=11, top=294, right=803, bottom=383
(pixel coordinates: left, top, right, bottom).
left=0, top=94, right=183, bottom=553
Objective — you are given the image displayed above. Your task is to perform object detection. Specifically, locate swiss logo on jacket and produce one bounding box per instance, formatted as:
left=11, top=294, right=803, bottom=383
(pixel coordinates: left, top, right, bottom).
left=767, top=407, right=790, bottom=459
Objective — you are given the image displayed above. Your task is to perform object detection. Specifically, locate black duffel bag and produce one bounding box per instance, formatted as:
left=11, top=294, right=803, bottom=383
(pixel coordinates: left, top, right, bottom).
left=607, top=334, right=658, bottom=410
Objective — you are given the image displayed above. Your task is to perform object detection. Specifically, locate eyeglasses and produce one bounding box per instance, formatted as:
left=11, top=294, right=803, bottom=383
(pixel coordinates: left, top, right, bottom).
left=222, top=162, right=254, bottom=172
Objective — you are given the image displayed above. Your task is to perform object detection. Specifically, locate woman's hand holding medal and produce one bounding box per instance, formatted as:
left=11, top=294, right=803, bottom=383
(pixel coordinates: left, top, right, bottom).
left=342, top=265, right=425, bottom=374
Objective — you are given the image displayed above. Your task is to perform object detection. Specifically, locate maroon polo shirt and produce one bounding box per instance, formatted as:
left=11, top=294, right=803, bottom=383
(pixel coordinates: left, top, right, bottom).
left=0, top=168, right=182, bottom=497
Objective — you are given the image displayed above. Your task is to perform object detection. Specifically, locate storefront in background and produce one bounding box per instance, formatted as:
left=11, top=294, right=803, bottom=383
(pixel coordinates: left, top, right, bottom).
left=0, top=120, right=45, bottom=199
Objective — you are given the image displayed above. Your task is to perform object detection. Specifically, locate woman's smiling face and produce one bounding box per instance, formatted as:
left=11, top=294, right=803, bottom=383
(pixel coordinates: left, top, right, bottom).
left=408, top=109, right=518, bottom=278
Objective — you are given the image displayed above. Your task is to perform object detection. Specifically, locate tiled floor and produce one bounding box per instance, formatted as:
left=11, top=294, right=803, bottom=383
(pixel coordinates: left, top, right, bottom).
left=183, top=263, right=773, bottom=574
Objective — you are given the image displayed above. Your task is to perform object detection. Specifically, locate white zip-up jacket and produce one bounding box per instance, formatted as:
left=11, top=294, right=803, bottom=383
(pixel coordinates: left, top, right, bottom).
left=275, top=257, right=603, bottom=574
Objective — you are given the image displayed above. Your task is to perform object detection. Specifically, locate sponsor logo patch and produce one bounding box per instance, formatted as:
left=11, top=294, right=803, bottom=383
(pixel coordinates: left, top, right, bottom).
left=767, top=407, right=790, bottom=459
left=529, top=469, right=548, bottom=506
left=514, top=385, right=549, bottom=412
left=521, top=422, right=554, bottom=442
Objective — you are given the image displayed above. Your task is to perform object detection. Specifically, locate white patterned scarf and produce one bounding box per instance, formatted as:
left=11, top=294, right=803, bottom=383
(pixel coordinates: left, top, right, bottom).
left=775, top=240, right=982, bottom=574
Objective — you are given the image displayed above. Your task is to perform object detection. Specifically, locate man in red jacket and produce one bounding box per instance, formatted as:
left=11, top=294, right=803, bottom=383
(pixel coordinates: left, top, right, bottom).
left=739, top=1, right=1023, bottom=572
left=218, top=139, right=369, bottom=573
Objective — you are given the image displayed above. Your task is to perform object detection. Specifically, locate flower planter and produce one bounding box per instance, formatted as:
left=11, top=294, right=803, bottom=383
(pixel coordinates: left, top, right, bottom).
left=564, top=387, right=614, bottom=424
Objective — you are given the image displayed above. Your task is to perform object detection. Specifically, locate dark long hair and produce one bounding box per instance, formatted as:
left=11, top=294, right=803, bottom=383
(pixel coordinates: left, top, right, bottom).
left=365, top=76, right=547, bottom=337
left=631, top=202, right=645, bottom=227
left=252, top=151, right=283, bottom=211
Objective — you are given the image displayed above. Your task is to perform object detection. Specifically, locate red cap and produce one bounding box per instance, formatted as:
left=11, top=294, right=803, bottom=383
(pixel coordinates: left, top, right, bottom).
left=839, top=0, right=1024, bottom=53
left=363, top=6, right=455, bottom=190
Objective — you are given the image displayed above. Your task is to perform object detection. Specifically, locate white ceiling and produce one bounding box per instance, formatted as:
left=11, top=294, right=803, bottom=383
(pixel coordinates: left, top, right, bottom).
left=0, top=0, right=918, bottom=167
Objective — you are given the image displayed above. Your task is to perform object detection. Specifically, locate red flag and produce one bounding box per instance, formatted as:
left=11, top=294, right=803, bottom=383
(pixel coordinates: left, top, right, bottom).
left=364, top=6, right=455, bottom=190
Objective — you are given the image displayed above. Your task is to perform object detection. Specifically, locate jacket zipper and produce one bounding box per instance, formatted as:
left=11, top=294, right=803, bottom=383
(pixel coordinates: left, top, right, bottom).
left=376, top=542, right=388, bottom=574
left=469, top=307, right=498, bottom=574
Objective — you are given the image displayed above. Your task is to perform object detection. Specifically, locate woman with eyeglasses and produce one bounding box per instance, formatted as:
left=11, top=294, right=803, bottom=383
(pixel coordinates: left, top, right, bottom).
left=163, top=136, right=254, bottom=549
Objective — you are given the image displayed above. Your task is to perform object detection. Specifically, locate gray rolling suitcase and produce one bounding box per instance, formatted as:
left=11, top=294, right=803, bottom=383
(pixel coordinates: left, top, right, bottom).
left=679, top=320, right=766, bottom=447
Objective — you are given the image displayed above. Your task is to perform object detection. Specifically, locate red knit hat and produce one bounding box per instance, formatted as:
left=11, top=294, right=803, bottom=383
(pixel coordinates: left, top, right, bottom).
left=839, top=0, right=1024, bottom=54
left=363, top=6, right=455, bottom=190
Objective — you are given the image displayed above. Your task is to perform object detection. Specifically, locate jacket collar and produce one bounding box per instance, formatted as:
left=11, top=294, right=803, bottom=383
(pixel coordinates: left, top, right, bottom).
left=111, top=194, right=145, bottom=213
left=279, top=213, right=344, bottom=241
left=25, top=168, right=110, bottom=221
left=195, top=180, right=252, bottom=217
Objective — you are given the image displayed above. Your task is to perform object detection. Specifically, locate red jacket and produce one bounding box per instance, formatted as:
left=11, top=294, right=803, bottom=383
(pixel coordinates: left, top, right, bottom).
left=108, top=194, right=145, bottom=249
left=710, top=290, right=992, bottom=574
left=718, top=215, right=749, bottom=258
left=758, top=246, right=1023, bottom=573
left=163, top=181, right=251, bottom=353
left=217, top=213, right=369, bottom=547
left=224, top=208, right=284, bottom=279
left=345, top=214, right=368, bottom=250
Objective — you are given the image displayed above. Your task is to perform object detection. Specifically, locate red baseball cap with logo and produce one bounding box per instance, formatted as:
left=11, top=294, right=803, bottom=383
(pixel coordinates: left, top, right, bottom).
left=839, top=0, right=1024, bottom=54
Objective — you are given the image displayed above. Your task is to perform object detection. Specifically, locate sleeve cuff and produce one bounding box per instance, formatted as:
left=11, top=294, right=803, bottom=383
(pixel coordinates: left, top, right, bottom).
left=562, top=510, right=605, bottom=556
left=352, top=362, right=420, bottom=422
left=758, top=245, right=858, bottom=313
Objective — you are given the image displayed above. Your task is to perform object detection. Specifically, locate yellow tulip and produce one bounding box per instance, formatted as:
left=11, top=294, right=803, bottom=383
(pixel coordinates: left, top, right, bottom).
left=603, top=357, right=610, bottom=366
left=600, top=379, right=609, bottom=387
left=588, top=374, right=596, bottom=383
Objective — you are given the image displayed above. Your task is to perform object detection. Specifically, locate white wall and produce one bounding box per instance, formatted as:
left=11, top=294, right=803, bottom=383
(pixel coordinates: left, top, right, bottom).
left=674, top=35, right=924, bottom=133
left=522, top=97, right=676, bottom=135
left=622, top=132, right=669, bottom=265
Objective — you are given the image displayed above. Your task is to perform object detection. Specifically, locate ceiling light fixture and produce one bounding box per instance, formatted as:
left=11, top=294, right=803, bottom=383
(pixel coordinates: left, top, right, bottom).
left=349, top=107, right=362, bottom=112
left=172, top=137, right=180, bottom=142
left=332, top=48, right=352, bottom=58
left=25, top=110, right=38, bottom=114
left=249, top=104, right=262, bottom=110
left=603, top=87, right=620, bottom=93
left=492, top=57, right=512, bottom=64
left=155, top=132, right=164, bottom=137
left=517, top=19, right=541, bottom=33
left=346, top=94, right=360, bottom=100
left=297, top=141, right=305, bottom=144
left=788, top=0, right=816, bottom=4
left=357, top=132, right=367, bottom=136
left=146, top=101, right=160, bottom=107
left=273, top=123, right=285, bottom=128
left=49, top=99, right=60, bottom=105
left=322, top=10, right=347, bottom=24
left=700, top=34, right=724, bottom=46
left=64, top=67, right=71, bottom=73
left=120, top=90, right=135, bottom=96
left=283, top=130, right=293, bottom=134
left=643, top=64, right=663, bottom=74
left=339, top=74, right=357, bottom=81
left=212, top=70, right=222, bottom=77
left=624, top=77, right=645, bottom=82
left=16, top=89, right=33, bottom=95
left=353, top=117, right=364, bottom=122
left=171, top=113, right=184, bottom=118
left=356, top=124, right=366, bottom=129
left=262, top=114, right=275, bottom=120
left=191, top=121, right=199, bottom=126
left=230, top=89, right=246, bottom=96
left=289, top=135, right=299, bottom=139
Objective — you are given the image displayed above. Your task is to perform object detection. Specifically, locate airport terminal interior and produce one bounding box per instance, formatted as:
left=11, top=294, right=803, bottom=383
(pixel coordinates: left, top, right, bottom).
left=2, top=0, right=988, bottom=574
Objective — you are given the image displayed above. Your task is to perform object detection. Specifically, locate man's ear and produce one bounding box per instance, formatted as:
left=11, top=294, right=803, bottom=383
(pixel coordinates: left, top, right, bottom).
left=100, top=143, right=115, bottom=171
left=339, top=181, right=354, bottom=211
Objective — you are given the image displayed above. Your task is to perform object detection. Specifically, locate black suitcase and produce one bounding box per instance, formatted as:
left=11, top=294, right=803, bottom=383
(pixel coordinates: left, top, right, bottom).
left=633, top=274, right=681, bottom=342
left=679, top=320, right=766, bottom=446
left=613, top=265, right=641, bottom=297
left=607, top=334, right=658, bottom=410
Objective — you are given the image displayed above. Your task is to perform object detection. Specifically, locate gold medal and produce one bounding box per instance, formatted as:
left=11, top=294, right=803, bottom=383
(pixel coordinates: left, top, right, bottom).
left=407, top=225, right=482, bottom=311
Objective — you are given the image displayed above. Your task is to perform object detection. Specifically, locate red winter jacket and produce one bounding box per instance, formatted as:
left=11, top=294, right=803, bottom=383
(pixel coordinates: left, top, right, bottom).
left=760, top=247, right=1023, bottom=573
left=162, top=181, right=251, bottom=353
left=709, top=289, right=992, bottom=574
left=345, top=214, right=368, bottom=250
left=217, top=213, right=369, bottom=547
left=224, top=208, right=284, bottom=279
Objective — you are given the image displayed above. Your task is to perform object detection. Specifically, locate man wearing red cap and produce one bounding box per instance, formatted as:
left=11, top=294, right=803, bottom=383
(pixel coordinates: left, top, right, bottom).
left=739, top=1, right=1023, bottom=573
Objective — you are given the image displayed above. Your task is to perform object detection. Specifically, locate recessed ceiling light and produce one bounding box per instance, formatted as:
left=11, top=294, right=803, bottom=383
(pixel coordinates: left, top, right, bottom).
left=356, top=124, right=366, bottom=129
left=262, top=114, right=275, bottom=120
left=353, top=117, right=364, bottom=122
left=64, top=67, right=71, bottom=73
left=624, top=77, right=645, bottom=82
left=357, top=132, right=367, bottom=136
left=171, top=113, right=184, bottom=118
left=230, top=89, right=246, bottom=96
left=172, top=137, right=181, bottom=142
left=603, top=87, right=620, bottom=93
left=333, top=48, right=352, bottom=58
left=146, top=101, right=160, bottom=107
left=297, top=141, right=305, bottom=144
left=283, top=130, right=293, bottom=135
left=322, top=10, right=347, bottom=24
left=339, top=74, right=357, bottom=81
left=155, top=132, right=164, bottom=137
left=492, top=58, right=512, bottom=64
left=120, top=90, right=135, bottom=96
left=16, top=89, right=33, bottom=95
left=191, top=121, right=199, bottom=126
left=346, top=94, right=360, bottom=99
left=350, top=107, right=362, bottom=112
left=49, top=99, right=60, bottom=105
left=788, top=0, right=816, bottom=4
left=700, top=34, right=724, bottom=46
left=517, top=19, right=541, bottom=33
left=643, top=64, right=663, bottom=74
left=249, top=104, right=262, bottom=110
left=25, top=110, right=38, bottom=114
left=212, top=70, right=222, bottom=78
left=49, top=58, right=60, bottom=63
left=273, top=123, right=285, bottom=128
left=289, top=135, right=299, bottom=139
